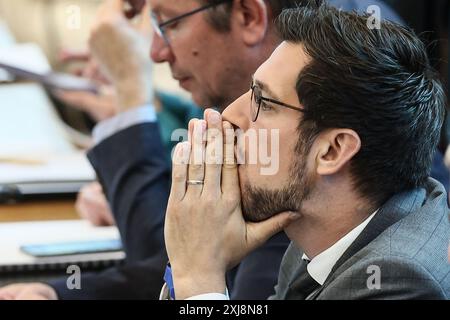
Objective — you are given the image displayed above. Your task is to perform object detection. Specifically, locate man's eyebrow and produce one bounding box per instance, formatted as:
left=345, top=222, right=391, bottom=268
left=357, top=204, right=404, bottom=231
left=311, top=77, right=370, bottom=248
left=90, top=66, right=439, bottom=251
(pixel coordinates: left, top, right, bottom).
left=252, top=77, right=282, bottom=101
left=150, top=3, right=160, bottom=14
left=151, top=5, right=177, bottom=17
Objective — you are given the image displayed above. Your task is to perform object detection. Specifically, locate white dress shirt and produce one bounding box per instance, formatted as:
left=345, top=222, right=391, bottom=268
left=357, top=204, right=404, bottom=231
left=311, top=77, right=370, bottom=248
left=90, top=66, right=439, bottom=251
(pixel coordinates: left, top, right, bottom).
left=186, top=210, right=378, bottom=300
left=92, top=104, right=156, bottom=145
left=303, top=210, right=378, bottom=286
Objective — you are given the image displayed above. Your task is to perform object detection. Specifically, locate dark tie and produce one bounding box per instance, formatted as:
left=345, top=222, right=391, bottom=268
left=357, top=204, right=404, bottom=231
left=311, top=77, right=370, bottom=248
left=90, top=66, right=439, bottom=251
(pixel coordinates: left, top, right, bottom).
left=285, top=260, right=321, bottom=300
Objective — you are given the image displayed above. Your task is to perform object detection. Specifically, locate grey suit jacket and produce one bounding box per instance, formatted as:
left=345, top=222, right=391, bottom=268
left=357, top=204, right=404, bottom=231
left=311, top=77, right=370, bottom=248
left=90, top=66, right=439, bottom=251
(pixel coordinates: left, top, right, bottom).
left=271, top=178, right=450, bottom=299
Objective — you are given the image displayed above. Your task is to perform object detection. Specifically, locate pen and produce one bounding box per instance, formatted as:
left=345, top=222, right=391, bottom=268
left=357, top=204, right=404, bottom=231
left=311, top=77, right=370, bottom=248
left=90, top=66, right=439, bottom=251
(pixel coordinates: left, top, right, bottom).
left=0, top=157, right=46, bottom=165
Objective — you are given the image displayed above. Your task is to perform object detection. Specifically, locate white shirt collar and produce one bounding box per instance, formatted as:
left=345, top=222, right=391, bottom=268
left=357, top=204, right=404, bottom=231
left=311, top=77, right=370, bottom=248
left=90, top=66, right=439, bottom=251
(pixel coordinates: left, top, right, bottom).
left=302, top=210, right=378, bottom=285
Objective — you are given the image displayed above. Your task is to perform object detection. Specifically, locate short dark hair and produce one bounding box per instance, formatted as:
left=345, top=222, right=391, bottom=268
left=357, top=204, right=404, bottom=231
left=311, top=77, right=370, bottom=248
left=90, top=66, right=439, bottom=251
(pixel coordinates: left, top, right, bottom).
left=277, top=5, right=447, bottom=205
left=201, top=0, right=321, bottom=32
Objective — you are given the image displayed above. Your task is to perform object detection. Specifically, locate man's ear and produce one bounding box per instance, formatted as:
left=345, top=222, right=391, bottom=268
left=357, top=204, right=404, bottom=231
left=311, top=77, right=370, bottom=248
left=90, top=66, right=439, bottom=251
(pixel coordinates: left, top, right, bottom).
left=315, top=129, right=361, bottom=176
left=232, top=0, right=268, bottom=45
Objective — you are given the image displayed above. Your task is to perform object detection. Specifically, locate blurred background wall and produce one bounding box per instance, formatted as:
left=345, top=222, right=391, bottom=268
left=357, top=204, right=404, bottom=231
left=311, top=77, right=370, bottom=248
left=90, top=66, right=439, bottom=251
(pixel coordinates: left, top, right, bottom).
left=0, top=0, right=184, bottom=96
left=0, top=0, right=448, bottom=104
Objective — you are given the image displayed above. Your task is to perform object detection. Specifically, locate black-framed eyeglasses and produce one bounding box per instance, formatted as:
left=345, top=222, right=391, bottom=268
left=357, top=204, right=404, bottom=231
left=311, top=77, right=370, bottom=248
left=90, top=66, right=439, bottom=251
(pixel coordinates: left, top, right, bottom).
left=251, top=84, right=305, bottom=122
left=150, top=0, right=233, bottom=44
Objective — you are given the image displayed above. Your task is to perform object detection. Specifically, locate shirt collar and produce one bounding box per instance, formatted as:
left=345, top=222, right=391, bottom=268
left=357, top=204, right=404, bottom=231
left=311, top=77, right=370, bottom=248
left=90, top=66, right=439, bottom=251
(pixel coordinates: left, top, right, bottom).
left=302, top=210, right=378, bottom=285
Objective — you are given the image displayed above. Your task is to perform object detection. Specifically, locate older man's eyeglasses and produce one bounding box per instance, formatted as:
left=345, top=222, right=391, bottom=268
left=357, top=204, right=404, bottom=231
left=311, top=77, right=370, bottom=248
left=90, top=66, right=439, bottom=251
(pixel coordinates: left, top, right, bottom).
left=251, top=85, right=305, bottom=122
left=151, top=0, right=233, bottom=44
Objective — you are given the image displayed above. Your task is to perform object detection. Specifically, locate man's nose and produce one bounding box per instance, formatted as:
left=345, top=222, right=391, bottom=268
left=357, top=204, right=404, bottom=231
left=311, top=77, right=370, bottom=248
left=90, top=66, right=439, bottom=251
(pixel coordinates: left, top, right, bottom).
left=222, top=92, right=251, bottom=132
left=150, top=32, right=175, bottom=64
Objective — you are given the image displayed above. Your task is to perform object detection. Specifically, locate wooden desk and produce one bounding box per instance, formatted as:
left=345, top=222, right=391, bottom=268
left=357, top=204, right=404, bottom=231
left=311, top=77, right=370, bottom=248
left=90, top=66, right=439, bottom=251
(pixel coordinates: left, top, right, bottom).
left=0, top=200, right=79, bottom=222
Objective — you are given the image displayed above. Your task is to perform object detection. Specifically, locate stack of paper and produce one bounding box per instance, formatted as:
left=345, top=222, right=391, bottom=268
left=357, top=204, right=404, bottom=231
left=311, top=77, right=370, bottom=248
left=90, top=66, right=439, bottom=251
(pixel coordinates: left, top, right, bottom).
left=0, top=43, right=51, bottom=75
left=0, top=43, right=97, bottom=92
left=0, top=19, right=16, bottom=82
left=0, top=83, right=95, bottom=197
left=0, top=20, right=15, bottom=47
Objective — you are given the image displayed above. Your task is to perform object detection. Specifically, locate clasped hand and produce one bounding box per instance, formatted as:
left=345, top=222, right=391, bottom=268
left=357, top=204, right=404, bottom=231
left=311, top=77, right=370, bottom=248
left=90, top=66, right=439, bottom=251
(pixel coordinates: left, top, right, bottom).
left=164, top=109, right=299, bottom=299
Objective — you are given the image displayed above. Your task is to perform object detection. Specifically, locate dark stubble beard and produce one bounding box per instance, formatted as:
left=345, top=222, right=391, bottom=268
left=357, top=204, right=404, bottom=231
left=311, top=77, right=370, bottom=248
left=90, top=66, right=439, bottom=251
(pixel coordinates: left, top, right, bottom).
left=240, top=139, right=314, bottom=223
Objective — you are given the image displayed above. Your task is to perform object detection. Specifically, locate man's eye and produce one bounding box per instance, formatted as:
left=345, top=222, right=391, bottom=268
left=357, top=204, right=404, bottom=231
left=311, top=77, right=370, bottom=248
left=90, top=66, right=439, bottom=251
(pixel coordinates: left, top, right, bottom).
left=165, top=21, right=179, bottom=30
left=260, top=101, right=273, bottom=111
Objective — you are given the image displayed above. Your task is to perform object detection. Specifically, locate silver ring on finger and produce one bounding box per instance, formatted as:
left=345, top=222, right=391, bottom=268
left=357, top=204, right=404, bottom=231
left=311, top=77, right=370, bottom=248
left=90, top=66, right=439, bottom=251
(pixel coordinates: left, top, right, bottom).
left=187, top=180, right=204, bottom=186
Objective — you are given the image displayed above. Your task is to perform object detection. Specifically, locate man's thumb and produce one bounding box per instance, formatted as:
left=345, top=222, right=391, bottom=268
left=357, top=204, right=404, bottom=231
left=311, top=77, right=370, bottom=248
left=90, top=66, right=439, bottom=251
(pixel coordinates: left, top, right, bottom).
left=247, top=211, right=301, bottom=249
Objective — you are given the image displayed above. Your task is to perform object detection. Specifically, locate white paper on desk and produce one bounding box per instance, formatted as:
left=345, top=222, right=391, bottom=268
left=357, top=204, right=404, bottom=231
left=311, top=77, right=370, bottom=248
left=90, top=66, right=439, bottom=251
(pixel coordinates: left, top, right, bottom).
left=0, top=20, right=17, bottom=82
left=0, top=83, right=74, bottom=156
left=0, top=43, right=51, bottom=76
left=0, top=83, right=95, bottom=186
left=0, top=153, right=95, bottom=185
left=0, top=43, right=97, bottom=92
left=0, top=220, right=124, bottom=267
left=0, top=20, right=15, bottom=47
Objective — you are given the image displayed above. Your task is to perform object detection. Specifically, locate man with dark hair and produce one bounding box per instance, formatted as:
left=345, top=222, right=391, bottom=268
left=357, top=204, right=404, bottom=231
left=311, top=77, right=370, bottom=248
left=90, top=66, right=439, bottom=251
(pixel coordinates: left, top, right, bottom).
left=164, top=4, right=450, bottom=299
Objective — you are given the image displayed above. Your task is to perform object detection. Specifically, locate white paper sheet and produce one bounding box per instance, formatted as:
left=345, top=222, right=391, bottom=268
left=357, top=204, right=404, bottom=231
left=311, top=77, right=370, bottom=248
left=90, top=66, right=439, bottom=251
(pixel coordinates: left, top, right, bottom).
left=0, top=83, right=95, bottom=186
left=0, top=43, right=51, bottom=75
left=0, top=19, right=16, bottom=82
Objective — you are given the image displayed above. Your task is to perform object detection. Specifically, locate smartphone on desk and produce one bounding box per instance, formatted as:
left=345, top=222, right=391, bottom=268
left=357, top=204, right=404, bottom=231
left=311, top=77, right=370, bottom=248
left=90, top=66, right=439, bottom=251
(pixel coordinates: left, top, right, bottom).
left=20, top=239, right=122, bottom=257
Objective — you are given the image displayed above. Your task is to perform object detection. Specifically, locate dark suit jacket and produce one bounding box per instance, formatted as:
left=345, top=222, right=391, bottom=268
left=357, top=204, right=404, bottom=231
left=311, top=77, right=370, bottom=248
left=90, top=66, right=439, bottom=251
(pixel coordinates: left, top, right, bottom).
left=271, top=178, right=450, bottom=300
